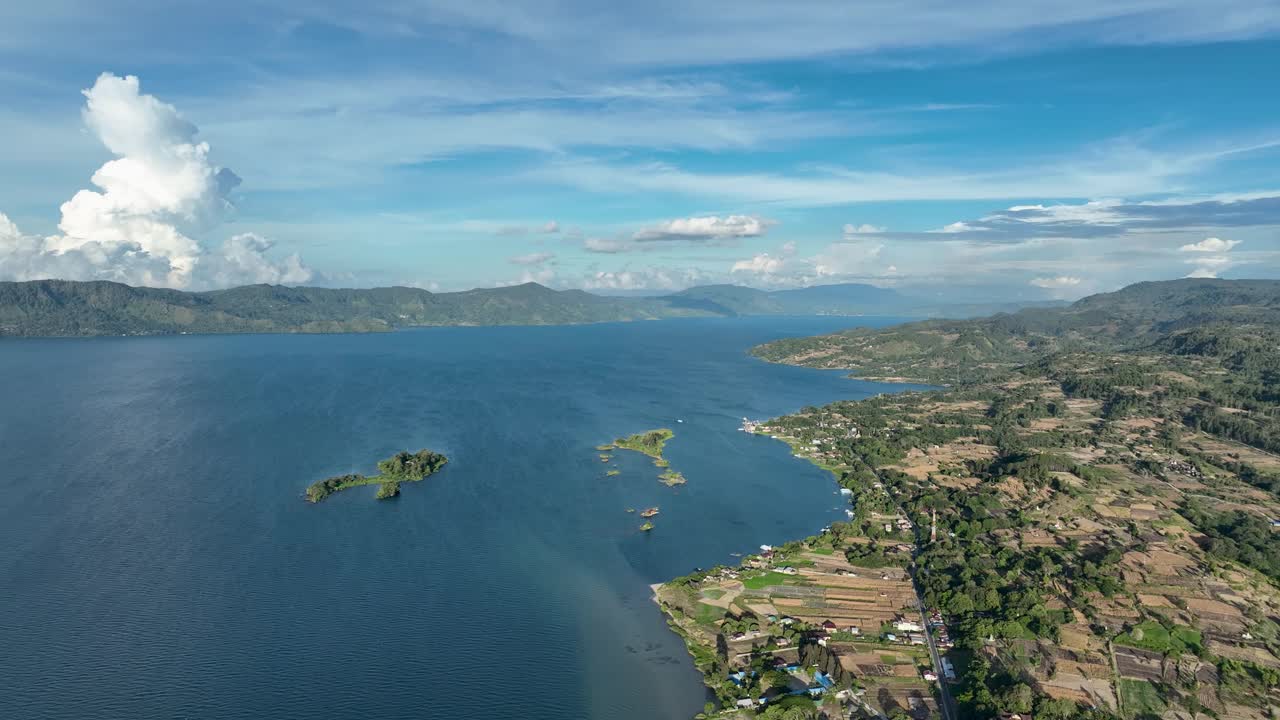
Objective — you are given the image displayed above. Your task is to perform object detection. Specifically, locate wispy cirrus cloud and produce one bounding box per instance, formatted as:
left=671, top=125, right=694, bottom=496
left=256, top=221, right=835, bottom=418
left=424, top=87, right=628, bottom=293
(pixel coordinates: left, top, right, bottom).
left=931, top=193, right=1280, bottom=240
left=583, top=238, right=631, bottom=254
left=496, top=221, right=560, bottom=236
left=7, top=0, right=1280, bottom=65
left=508, top=251, right=556, bottom=266
left=528, top=135, right=1280, bottom=208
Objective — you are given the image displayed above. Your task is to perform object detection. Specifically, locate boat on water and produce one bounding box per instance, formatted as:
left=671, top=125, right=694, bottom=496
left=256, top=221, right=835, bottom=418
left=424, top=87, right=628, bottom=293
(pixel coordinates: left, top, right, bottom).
left=640, top=521, right=655, bottom=532
left=640, top=507, right=660, bottom=518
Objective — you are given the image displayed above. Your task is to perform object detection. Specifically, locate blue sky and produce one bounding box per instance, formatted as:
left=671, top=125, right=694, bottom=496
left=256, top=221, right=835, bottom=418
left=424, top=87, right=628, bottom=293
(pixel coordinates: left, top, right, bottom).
left=1, top=1, right=1279, bottom=297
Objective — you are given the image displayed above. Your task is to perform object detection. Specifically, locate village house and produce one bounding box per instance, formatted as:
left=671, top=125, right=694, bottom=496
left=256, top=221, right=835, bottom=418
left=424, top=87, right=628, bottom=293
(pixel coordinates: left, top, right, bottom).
left=894, top=617, right=924, bottom=633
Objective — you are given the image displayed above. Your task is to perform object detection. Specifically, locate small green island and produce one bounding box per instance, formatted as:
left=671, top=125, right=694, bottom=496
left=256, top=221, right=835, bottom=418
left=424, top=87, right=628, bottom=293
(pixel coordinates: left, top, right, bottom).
left=602, top=428, right=690, bottom=486
left=607, top=428, right=673, bottom=461
left=305, top=449, right=448, bottom=503
left=599, top=425, right=691, bottom=486
left=658, top=469, right=686, bottom=486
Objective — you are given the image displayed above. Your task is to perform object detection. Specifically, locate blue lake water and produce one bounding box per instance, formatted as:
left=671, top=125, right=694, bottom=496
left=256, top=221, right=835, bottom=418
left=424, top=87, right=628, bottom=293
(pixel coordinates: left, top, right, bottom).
left=0, top=316, right=913, bottom=720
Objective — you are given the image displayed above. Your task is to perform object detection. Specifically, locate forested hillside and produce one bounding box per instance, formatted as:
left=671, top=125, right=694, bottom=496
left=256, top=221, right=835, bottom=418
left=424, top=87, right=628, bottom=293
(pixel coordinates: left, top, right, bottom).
left=752, top=279, right=1280, bottom=385
left=0, top=280, right=690, bottom=336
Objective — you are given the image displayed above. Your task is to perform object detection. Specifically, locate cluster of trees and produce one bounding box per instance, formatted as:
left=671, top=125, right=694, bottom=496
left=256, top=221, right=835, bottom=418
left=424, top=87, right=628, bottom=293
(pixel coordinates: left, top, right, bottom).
left=1161, top=326, right=1280, bottom=406
left=1182, top=450, right=1280, bottom=496
left=955, top=658, right=1118, bottom=720
left=305, top=473, right=366, bottom=503
left=917, top=537, right=1069, bottom=641
left=1181, top=502, right=1280, bottom=581
left=376, top=449, right=448, bottom=480
left=304, top=449, right=448, bottom=503
left=1219, top=658, right=1280, bottom=696
left=1183, top=405, right=1280, bottom=455
left=844, top=543, right=907, bottom=568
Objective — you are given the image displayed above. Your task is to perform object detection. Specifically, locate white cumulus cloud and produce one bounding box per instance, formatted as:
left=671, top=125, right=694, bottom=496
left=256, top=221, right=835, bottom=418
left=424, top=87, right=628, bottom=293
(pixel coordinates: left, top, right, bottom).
left=1179, top=237, right=1241, bottom=252
left=842, top=223, right=885, bottom=238
left=1029, top=275, right=1082, bottom=288
left=1180, top=236, right=1242, bottom=277
left=582, top=267, right=711, bottom=291
left=731, top=252, right=786, bottom=275
left=198, top=233, right=312, bottom=287
left=0, top=73, right=311, bottom=289
left=633, top=214, right=774, bottom=242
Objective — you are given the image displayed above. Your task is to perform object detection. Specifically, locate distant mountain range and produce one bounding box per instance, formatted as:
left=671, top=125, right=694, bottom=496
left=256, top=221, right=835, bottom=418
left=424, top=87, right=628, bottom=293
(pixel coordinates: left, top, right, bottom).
left=0, top=279, right=1062, bottom=337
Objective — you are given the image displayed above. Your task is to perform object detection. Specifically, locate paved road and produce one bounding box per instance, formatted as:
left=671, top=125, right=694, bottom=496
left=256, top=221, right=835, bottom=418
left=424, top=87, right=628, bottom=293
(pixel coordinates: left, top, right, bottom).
left=912, top=581, right=957, bottom=720
left=875, top=468, right=959, bottom=720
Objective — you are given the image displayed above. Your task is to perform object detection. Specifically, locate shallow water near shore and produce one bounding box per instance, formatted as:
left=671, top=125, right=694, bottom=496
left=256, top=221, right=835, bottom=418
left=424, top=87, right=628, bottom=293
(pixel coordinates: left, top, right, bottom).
left=0, top=316, right=915, bottom=720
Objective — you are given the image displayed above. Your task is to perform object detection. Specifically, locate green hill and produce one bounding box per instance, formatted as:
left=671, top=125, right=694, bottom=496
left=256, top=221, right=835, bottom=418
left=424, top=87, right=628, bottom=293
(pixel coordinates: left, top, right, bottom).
left=752, top=278, right=1280, bottom=384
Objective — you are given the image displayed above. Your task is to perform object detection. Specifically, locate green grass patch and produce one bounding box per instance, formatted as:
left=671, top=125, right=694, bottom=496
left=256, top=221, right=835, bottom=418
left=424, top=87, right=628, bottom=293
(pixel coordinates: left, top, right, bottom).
left=1119, top=679, right=1167, bottom=717
left=741, top=571, right=793, bottom=590
left=694, top=602, right=726, bottom=626
left=1115, top=621, right=1202, bottom=655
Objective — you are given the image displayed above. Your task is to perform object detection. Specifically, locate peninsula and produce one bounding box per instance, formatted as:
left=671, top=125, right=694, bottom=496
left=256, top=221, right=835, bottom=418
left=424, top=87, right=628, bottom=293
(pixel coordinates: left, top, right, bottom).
left=655, top=279, right=1280, bottom=720
left=305, top=449, right=448, bottom=503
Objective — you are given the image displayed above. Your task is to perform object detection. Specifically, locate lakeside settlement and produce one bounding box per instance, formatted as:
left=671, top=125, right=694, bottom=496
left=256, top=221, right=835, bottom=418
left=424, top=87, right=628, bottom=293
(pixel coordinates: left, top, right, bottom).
left=654, top=283, right=1280, bottom=720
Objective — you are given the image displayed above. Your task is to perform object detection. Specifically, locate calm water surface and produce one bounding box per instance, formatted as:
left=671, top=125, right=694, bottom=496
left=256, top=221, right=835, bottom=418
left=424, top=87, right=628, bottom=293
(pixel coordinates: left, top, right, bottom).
left=0, top=317, right=913, bottom=720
